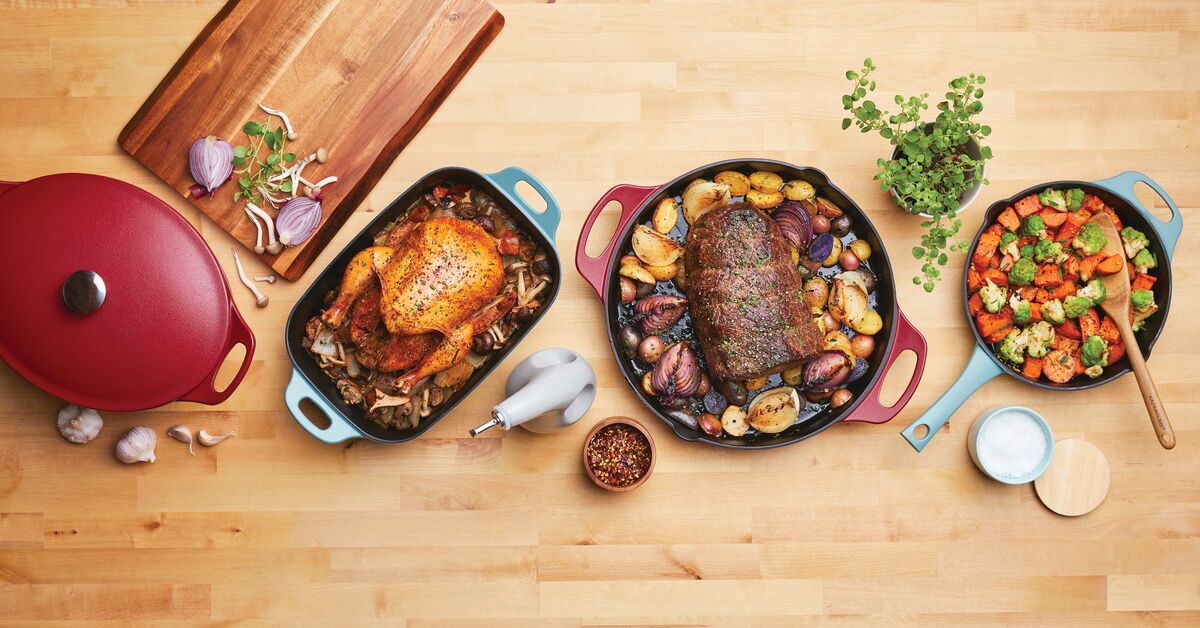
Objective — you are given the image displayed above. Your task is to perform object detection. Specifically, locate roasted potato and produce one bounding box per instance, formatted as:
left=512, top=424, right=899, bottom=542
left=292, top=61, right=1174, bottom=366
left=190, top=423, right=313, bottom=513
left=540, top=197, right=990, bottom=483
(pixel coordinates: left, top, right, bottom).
left=652, top=198, right=679, bottom=234
left=645, top=262, right=678, bottom=282
left=619, top=263, right=656, bottom=285
left=713, top=171, right=751, bottom=196
left=746, top=189, right=784, bottom=210
left=783, top=179, right=816, bottom=201
left=848, top=310, right=883, bottom=335
left=748, top=171, right=783, bottom=193
left=823, top=330, right=854, bottom=360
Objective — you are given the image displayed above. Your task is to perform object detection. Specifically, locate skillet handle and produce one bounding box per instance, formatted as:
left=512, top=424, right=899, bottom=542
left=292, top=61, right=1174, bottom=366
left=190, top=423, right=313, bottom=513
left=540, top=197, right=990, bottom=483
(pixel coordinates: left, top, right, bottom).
left=179, top=301, right=256, bottom=405
left=844, top=306, right=927, bottom=425
left=900, top=344, right=1003, bottom=452
left=284, top=367, right=360, bottom=443
left=1092, top=171, right=1183, bottom=257
left=485, top=167, right=561, bottom=242
left=576, top=184, right=658, bottom=299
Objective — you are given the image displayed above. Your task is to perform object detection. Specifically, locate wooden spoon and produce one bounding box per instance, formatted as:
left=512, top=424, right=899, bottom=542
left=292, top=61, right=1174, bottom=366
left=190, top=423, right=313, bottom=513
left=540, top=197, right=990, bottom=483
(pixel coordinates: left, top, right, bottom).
left=1087, top=213, right=1174, bottom=449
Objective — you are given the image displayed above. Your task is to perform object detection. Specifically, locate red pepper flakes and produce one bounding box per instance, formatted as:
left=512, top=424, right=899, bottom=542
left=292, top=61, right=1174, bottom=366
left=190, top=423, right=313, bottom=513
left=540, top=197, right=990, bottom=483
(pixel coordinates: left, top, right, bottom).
left=586, top=424, right=651, bottom=487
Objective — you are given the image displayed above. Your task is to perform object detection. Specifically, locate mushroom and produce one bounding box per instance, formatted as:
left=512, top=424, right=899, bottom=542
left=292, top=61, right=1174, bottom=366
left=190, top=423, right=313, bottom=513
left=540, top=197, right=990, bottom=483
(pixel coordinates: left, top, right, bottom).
left=231, top=248, right=268, bottom=307
left=245, top=202, right=281, bottom=254
left=367, top=388, right=410, bottom=412
left=258, top=103, right=298, bottom=140
left=243, top=204, right=266, bottom=254
left=253, top=274, right=277, bottom=283
left=269, top=149, right=328, bottom=198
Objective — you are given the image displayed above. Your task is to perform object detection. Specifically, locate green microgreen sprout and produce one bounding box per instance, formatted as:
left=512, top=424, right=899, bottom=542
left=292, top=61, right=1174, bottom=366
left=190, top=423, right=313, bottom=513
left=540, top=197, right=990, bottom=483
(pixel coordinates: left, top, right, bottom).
left=232, top=116, right=296, bottom=205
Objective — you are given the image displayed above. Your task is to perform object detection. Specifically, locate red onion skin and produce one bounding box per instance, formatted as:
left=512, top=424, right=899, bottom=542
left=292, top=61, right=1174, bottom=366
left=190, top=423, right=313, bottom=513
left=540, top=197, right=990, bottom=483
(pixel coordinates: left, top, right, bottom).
left=276, top=196, right=323, bottom=246
left=188, top=136, right=233, bottom=193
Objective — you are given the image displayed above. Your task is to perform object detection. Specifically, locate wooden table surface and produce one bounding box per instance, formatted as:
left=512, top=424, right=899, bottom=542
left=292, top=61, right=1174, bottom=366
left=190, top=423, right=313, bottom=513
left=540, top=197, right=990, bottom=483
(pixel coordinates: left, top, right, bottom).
left=1, top=1, right=1197, bottom=625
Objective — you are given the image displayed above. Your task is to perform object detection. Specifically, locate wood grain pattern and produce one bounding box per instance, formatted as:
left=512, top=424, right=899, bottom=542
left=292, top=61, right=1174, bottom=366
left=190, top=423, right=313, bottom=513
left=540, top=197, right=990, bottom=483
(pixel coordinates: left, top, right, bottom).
left=1035, top=438, right=1112, bottom=517
left=2, top=0, right=1200, bottom=625
left=118, top=0, right=503, bottom=281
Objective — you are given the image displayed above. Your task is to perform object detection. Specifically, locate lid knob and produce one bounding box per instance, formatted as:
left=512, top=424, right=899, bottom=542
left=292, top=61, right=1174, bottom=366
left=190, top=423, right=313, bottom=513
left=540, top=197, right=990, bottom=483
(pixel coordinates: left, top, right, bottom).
left=62, top=270, right=106, bottom=314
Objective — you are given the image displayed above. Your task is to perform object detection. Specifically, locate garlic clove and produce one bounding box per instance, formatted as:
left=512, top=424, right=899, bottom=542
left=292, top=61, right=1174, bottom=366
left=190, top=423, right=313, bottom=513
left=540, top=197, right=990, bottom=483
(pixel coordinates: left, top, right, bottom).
left=167, top=425, right=195, bottom=456
left=56, top=404, right=103, bottom=444
left=115, top=426, right=157, bottom=464
left=197, top=429, right=236, bottom=447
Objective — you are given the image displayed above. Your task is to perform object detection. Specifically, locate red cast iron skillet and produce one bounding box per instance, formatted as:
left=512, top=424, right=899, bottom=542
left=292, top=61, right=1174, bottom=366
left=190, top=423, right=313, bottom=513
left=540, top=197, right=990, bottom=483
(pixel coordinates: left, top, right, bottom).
left=902, top=171, right=1182, bottom=452
left=577, top=159, right=928, bottom=449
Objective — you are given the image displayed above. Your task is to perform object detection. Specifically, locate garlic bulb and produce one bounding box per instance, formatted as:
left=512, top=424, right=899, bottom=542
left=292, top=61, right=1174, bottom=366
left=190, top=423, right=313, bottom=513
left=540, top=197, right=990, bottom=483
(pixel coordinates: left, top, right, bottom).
left=167, top=425, right=195, bottom=456
left=56, top=404, right=103, bottom=444
left=115, top=426, right=157, bottom=463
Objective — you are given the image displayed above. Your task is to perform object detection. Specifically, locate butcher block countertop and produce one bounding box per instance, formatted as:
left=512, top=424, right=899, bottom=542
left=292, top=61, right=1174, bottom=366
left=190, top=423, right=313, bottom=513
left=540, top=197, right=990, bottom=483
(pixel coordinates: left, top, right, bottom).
left=1, top=1, right=1198, bottom=625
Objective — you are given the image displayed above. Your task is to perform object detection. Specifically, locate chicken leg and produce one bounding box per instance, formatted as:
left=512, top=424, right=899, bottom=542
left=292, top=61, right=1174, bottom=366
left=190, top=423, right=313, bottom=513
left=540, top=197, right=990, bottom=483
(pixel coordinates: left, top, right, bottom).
left=323, top=246, right=393, bottom=329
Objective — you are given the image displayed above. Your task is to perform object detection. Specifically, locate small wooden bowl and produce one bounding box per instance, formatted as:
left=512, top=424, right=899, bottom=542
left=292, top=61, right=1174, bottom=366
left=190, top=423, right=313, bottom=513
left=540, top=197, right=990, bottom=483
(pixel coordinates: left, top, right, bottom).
left=583, top=416, right=656, bottom=492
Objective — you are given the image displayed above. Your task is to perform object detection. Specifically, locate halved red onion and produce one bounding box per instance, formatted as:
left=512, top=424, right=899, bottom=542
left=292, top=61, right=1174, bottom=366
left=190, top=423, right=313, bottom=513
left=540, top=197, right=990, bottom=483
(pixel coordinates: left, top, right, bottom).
left=188, top=136, right=233, bottom=194
left=276, top=196, right=323, bottom=247
left=774, top=201, right=812, bottom=252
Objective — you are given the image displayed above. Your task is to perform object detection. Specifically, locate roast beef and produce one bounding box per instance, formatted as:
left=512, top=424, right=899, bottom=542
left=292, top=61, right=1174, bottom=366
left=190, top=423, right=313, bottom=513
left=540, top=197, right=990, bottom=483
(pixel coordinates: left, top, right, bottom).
left=683, top=202, right=822, bottom=382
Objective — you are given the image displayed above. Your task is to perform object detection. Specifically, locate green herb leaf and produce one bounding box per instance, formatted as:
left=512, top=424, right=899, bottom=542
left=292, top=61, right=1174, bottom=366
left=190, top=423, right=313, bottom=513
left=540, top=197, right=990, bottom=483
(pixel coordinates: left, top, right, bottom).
left=283, top=152, right=296, bottom=163
left=266, top=153, right=281, bottom=165
left=232, top=156, right=247, bottom=166
left=279, top=180, right=293, bottom=193
left=243, top=121, right=263, bottom=136
left=233, top=145, right=247, bottom=158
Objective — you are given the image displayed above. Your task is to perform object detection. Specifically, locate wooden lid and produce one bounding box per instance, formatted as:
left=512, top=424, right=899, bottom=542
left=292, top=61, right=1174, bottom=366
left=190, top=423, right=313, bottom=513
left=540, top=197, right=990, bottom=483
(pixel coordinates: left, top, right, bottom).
left=1034, top=439, right=1110, bottom=516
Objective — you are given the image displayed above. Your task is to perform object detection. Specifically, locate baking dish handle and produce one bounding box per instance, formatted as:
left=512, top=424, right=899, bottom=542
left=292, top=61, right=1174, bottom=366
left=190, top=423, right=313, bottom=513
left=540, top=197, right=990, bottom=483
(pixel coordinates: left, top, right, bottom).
left=180, top=300, right=256, bottom=405
left=1092, top=171, right=1183, bottom=257
left=484, top=167, right=561, bottom=242
left=900, top=343, right=1003, bottom=452
left=844, top=306, right=927, bottom=425
left=285, top=367, right=361, bottom=443
left=576, top=184, right=658, bottom=298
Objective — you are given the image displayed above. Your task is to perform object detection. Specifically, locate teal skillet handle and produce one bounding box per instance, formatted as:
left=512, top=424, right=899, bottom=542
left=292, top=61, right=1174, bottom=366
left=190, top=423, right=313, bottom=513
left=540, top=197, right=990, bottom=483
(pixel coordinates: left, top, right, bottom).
left=1093, top=171, right=1184, bottom=258
left=900, top=344, right=1003, bottom=452
left=285, top=367, right=360, bottom=444
left=485, top=166, right=561, bottom=243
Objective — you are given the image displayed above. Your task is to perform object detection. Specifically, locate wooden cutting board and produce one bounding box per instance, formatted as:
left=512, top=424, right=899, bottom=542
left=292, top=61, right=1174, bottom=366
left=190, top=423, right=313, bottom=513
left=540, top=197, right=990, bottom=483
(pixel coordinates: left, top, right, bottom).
left=118, top=0, right=503, bottom=281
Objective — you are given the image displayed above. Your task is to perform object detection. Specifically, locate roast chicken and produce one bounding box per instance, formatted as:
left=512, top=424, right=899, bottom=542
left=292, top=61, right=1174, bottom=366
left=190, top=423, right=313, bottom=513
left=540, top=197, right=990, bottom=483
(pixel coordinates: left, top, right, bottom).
left=323, top=216, right=507, bottom=392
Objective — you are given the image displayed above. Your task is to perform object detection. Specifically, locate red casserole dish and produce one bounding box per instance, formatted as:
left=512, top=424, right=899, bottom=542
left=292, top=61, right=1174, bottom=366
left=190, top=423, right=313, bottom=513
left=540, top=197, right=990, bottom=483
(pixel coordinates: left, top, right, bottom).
left=576, top=159, right=927, bottom=449
left=0, top=174, right=254, bottom=411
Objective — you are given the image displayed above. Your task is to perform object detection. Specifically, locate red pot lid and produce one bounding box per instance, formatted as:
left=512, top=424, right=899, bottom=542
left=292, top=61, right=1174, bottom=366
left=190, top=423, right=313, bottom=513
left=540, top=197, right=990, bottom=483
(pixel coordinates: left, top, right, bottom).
left=0, top=173, right=254, bottom=411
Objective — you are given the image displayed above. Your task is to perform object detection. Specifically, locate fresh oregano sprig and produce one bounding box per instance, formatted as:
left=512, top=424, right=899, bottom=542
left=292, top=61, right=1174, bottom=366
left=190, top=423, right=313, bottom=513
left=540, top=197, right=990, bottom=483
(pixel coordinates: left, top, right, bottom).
left=840, top=58, right=993, bottom=292
left=232, top=117, right=296, bottom=204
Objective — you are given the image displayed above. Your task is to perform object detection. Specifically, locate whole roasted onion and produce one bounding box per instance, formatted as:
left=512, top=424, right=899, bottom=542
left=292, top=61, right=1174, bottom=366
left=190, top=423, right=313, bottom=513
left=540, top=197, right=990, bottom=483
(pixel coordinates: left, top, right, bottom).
left=634, top=294, right=688, bottom=334
left=773, top=201, right=813, bottom=252
left=802, top=350, right=854, bottom=392
left=651, top=343, right=701, bottom=400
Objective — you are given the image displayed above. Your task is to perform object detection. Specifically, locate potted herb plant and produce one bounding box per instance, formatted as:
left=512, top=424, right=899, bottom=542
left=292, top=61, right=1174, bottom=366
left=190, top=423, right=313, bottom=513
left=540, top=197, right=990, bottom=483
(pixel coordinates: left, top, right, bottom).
left=840, top=58, right=992, bottom=292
